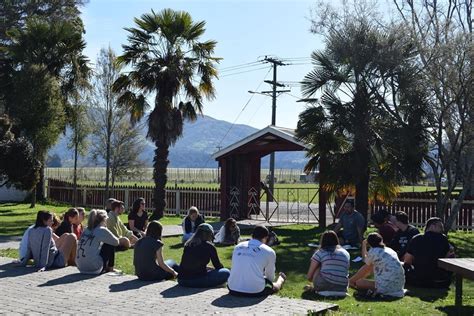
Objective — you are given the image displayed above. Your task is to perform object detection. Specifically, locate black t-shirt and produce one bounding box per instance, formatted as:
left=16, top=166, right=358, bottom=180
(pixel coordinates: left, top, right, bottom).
left=55, top=221, right=72, bottom=237
left=128, top=211, right=149, bottom=231
left=406, top=231, right=450, bottom=280
left=389, top=225, right=420, bottom=258
left=178, top=241, right=223, bottom=279
left=133, top=237, right=163, bottom=279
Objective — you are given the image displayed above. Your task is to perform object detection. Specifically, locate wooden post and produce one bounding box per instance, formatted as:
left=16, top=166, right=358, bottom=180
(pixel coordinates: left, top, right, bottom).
left=82, top=188, right=86, bottom=206
left=124, top=188, right=129, bottom=211
left=176, top=190, right=181, bottom=215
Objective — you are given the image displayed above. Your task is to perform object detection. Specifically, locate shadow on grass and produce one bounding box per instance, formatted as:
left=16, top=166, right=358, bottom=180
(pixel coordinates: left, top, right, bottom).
left=437, top=305, right=474, bottom=316
left=301, top=290, right=348, bottom=301
left=405, top=286, right=450, bottom=302
left=170, top=243, right=184, bottom=249
left=109, top=278, right=155, bottom=292
left=39, top=273, right=98, bottom=287
left=352, top=290, right=403, bottom=302
left=0, top=262, right=34, bottom=278
left=211, top=294, right=266, bottom=308
left=160, top=284, right=209, bottom=298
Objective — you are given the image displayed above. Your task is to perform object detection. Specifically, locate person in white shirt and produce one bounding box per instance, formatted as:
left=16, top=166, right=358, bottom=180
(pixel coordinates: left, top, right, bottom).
left=227, top=225, right=286, bottom=297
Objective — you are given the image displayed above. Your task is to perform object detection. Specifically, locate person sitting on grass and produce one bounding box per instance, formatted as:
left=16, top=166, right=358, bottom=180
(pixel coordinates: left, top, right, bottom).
left=334, top=200, right=365, bottom=247
left=178, top=223, right=230, bottom=288
left=73, top=207, right=86, bottom=239
left=227, top=225, right=286, bottom=297
left=403, top=217, right=453, bottom=288
left=182, top=206, right=205, bottom=242
left=76, top=209, right=120, bottom=274
left=105, top=198, right=117, bottom=213
left=371, top=209, right=397, bottom=244
left=55, top=208, right=80, bottom=237
left=21, top=210, right=77, bottom=271
left=388, top=211, right=420, bottom=260
left=128, top=198, right=149, bottom=238
left=306, top=230, right=350, bottom=294
left=107, top=201, right=138, bottom=250
left=349, top=232, right=405, bottom=298
left=214, top=218, right=240, bottom=245
left=134, top=221, right=179, bottom=281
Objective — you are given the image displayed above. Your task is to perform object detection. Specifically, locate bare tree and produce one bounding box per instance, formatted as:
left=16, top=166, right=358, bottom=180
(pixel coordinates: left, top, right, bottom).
left=393, top=0, right=473, bottom=230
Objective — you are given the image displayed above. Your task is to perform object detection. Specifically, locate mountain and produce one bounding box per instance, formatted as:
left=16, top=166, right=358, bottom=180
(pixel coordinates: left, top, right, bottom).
left=48, top=115, right=308, bottom=169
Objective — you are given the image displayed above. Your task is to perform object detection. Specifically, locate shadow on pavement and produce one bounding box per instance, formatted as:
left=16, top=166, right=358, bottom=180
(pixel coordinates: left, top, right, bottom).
left=0, top=262, right=34, bottom=278
left=211, top=294, right=266, bottom=308
left=109, top=278, right=155, bottom=292
left=38, top=273, right=98, bottom=287
left=160, top=284, right=209, bottom=298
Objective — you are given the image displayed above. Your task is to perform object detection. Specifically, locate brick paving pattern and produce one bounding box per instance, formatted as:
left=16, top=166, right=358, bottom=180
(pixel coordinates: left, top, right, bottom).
left=0, top=257, right=336, bottom=315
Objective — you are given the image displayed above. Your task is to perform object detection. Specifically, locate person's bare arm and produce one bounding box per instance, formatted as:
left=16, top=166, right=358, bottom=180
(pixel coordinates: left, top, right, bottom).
left=404, top=253, right=414, bottom=266
left=334, top=222, right=342, bottom=232
left=155, top=248, right=178, bottom=278
left=306, top=260, right=320, bottom=282
left=361, top=239, right=368, bottom=259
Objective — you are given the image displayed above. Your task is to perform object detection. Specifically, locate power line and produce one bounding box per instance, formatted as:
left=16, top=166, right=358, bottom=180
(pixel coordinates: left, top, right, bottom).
left=219, top=61, right=264, bottom=72
left=220, top=66, right=271, bottom=78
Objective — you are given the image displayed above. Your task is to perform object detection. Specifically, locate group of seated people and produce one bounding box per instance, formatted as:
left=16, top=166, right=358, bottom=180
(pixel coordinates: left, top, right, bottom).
left=17, top=197, right=456, bottom=298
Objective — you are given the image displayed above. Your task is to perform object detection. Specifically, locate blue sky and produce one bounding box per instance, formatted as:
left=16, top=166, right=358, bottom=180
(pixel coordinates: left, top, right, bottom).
left=81, top=0, right=324, bottom=129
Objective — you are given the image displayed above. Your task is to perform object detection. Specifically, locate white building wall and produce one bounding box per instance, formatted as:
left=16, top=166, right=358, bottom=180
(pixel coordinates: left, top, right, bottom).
left=0, top=186, right=28, bottom=201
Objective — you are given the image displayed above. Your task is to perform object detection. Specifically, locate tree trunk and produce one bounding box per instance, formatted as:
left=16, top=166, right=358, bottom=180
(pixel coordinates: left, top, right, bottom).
left=35, top=163, right=45, bottom=202
left=30, top=187, right=36, bottom=208
left=150, top=140, right=169, bottom=221
left=72, top=141, right=78, bottom=206
left=105, top=108, right=112, bottom=201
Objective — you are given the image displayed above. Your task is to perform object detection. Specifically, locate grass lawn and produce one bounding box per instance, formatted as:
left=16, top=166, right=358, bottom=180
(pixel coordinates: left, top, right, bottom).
left=1, top=203, right=473, bottom=315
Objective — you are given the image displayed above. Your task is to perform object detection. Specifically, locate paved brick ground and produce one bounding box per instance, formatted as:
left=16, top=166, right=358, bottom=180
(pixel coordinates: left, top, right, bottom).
left=0, top=257, right=336, bottom=315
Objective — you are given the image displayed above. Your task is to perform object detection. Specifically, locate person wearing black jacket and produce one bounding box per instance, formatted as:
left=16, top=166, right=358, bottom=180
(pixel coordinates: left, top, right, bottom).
left=182, top=206, right=205, bottom=242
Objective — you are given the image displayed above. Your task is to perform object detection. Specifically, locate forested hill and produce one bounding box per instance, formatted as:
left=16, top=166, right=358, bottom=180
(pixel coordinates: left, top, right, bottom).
left=48, top=115, right=308, bottom=169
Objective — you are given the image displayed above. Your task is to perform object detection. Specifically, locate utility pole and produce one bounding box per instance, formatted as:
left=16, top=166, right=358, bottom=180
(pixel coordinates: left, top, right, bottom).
left=263, top=57, right=288, bottom=201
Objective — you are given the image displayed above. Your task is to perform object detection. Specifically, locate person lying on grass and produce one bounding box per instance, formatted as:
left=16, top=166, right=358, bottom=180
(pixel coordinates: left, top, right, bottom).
left=134, top=220, right=179, bottom=281
left=214, top=218, right=240, bottom=245
left=21, top=210, right=77, bottom=271
left=178, top=223, right=230, bottom=288
left=107, top=201, right=138, bottom=250
left=227, top=225, right=286, bottom=297
left=76, top=209, right=120, bottom=274
left=349, top=233, right=405, bottom=298
left=306, top=230, right=350, bottom=294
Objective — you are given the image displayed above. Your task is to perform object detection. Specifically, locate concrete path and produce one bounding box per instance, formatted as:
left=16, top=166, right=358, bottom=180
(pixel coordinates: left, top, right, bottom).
left=0, top=257, right=337, bottom=315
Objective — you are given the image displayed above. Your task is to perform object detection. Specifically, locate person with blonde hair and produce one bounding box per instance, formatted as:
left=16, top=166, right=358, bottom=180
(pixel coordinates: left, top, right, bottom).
left=76, top=209, right=120, bottom=274
left=182, top=206, right=205, bottom=242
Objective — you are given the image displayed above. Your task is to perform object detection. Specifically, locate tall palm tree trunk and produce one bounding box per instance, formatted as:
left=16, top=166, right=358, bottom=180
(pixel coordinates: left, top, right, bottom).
left=151, top=140, right=169, bottom=220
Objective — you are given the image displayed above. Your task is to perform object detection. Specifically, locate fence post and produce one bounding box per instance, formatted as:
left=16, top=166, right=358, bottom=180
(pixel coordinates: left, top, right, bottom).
left=176, top=190, right=181, bottom=215
left=124, top=188, right=130, bottom=211
left=82, top=188, right=87, bottom=206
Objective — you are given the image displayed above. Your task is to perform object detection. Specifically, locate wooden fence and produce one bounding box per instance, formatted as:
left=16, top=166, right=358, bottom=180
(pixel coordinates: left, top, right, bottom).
left=47, top=179, right=221, bottom=218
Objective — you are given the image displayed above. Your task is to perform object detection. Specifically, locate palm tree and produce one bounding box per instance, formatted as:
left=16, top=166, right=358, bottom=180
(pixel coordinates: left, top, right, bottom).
left=296, top=20, right=428, bottom=219
left=113, top=9, right=219, bottom=220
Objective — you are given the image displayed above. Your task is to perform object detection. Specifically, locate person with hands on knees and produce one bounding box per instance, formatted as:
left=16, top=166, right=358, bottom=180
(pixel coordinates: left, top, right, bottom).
left=128, top=198, right=149, bottom=238
left=182, top=206, right=205, bottom=242
left=349, top=233, right=405, bottom=298
left=334, top=200, right=365, bottom=247
left=227, top=225, right=286, bottom=297
left=134, top=221, right=179, bottom=281
left=107, top=201, right=138, bottom=250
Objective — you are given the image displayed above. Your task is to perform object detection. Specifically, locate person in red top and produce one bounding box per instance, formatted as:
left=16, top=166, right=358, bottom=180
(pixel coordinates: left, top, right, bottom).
left=371, top=210, right=397, bottom=244
left=73, top=207, right=86, bottom=239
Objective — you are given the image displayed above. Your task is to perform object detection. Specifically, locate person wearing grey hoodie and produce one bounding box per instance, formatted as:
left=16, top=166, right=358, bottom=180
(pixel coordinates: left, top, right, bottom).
left=76, top=209, right=120, bottom=274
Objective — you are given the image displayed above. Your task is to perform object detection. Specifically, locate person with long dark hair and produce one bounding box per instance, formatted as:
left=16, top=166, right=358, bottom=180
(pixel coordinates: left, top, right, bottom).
left=134, top=221, right=179, bottom=281
left=349, top=233, right=405, bottom=298
left=22, top=211, right=77, bottom=271
left=128, top=198, right=148, bottom=238
left=214, top=218, right=240, bottom=245
left=178, top=223, right=230, bottom=287
left=306, top=230, right=350, bottom=293
left=55, top=208, right=81, bottom=237
left=76, top=209, right=120, bottom=274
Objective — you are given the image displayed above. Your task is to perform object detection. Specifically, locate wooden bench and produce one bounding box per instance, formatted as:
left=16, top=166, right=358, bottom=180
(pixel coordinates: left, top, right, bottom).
left=438, top=258, right=474, bottom=308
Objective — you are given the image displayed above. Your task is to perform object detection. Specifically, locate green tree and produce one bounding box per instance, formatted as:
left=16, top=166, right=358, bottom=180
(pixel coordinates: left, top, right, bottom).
left=297, top=17, right=428, bottom=219
left=113, top=9, right=219, bottom=219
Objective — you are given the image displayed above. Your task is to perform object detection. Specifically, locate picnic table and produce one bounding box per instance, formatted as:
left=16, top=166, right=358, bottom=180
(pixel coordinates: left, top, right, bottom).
left=438, top=258, right=474, bottom=308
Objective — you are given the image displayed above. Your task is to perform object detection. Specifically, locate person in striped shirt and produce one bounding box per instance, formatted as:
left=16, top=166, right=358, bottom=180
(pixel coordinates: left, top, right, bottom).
left=306, top=230, right=350, bottom=293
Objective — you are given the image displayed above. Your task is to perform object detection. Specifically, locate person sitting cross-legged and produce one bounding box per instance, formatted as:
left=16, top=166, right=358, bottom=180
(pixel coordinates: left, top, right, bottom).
left=227, top=225, right=286, bottom=297
left=107, top=201, right=138, bottom=250
left=388, top=211, right=420, bottom=260
left=403, top=217, right=453, bottom=288
left=306, top=230, right=350, bottom=294
left=76, top=209, right=120, bottom=274
left=178, top=223, right=230, bottom=288
left=134, top=221, right=179, bottom=281
left=334, top=200, right=366, bottom=247
left=349, top=233, right=405, bottom=298
left=182, top=206, right=205, bottom=243
left=214, top=218, right=241, bottom=245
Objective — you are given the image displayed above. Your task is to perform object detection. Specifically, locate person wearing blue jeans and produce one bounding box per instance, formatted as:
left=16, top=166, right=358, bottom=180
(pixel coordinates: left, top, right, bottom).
left=178, top=223, right=230, bottom=288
